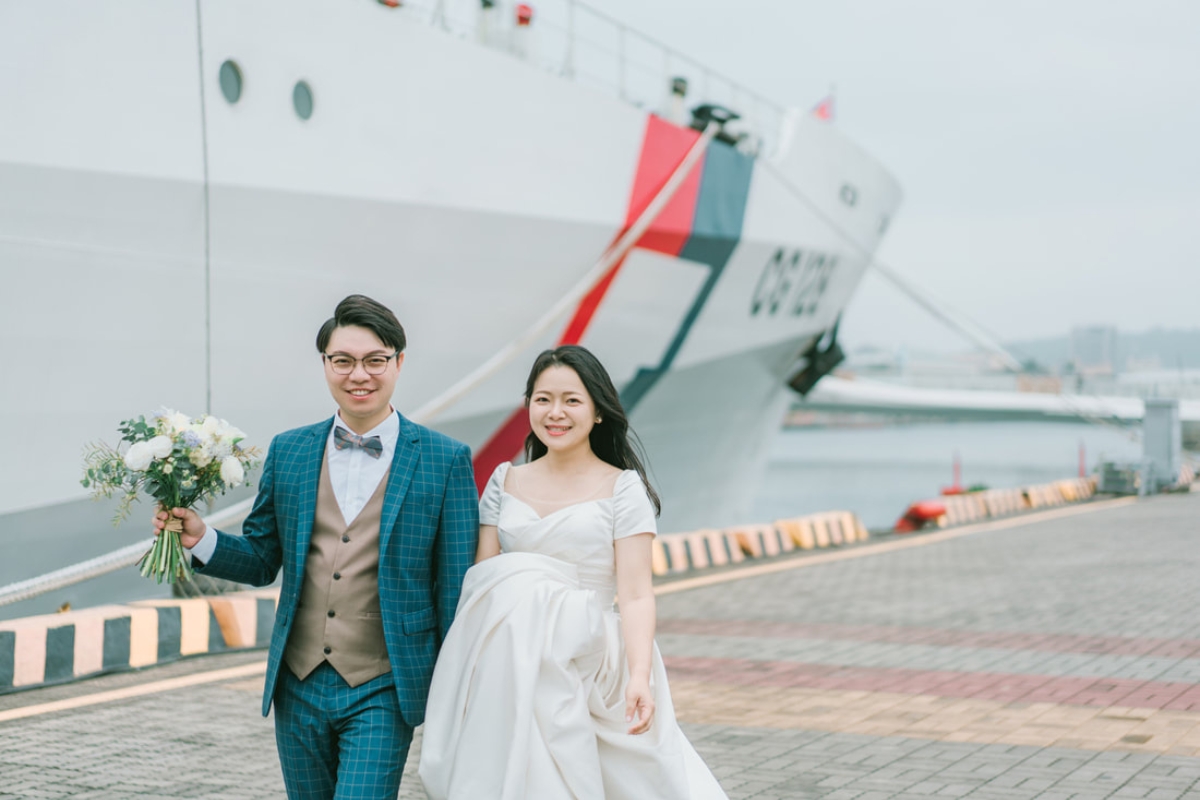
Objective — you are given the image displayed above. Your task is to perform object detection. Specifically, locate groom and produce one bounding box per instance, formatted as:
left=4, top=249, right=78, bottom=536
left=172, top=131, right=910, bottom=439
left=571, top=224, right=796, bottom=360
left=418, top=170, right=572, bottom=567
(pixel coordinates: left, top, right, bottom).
left=155, top=294, right=479, bottom=798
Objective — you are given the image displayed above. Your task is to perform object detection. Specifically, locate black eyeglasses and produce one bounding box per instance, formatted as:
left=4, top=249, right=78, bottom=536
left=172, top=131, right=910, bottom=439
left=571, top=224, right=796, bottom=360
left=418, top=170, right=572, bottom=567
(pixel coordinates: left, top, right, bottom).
left=323, top=352, right=399, bottom=375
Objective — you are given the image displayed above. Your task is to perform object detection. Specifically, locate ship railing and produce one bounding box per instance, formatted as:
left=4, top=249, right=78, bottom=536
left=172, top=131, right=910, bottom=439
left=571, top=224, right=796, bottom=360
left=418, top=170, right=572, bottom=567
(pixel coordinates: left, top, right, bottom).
left=402, top=0, right=786, bottom=155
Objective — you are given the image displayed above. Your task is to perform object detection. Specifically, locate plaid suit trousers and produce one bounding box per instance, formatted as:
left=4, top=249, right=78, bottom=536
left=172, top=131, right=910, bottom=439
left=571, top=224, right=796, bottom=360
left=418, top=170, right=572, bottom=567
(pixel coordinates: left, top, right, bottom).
left=274, top=662, right=413, bottom=800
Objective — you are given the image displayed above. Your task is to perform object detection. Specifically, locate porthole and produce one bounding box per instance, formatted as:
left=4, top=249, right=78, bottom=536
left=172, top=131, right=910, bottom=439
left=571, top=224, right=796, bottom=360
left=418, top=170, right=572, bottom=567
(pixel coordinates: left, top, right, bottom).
left=218, top=60, right=243, bottom=104
left=293, top=80, right=314, bottom=121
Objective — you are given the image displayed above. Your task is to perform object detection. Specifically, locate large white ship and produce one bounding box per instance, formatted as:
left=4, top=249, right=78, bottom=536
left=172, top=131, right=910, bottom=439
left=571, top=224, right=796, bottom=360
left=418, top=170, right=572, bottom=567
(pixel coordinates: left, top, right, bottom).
left=0, top=0, right=901, bottom=559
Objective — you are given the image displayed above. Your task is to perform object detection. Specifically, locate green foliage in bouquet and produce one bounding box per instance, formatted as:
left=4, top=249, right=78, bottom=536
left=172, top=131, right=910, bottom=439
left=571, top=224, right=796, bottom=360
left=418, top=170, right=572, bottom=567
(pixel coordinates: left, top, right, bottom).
left=81, top=410, right=262, bottom=584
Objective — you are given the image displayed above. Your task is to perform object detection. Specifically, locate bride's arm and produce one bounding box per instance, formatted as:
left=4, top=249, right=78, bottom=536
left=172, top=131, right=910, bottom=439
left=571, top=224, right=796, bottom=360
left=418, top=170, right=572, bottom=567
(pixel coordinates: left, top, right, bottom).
left=475, top=524, right=500, bottom=563
left=615, top=532, right=656, bottom=734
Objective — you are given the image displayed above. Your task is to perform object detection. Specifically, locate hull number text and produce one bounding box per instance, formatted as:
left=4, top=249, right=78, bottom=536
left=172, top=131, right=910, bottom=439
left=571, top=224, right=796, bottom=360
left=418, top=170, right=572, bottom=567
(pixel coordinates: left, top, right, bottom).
left=750, top=247, right=838, bottom=317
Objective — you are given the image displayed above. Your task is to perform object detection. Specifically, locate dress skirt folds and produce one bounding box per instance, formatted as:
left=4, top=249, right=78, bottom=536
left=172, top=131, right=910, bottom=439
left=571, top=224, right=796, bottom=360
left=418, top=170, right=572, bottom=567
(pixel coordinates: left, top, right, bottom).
left=418, top=464, right=726, bottom=799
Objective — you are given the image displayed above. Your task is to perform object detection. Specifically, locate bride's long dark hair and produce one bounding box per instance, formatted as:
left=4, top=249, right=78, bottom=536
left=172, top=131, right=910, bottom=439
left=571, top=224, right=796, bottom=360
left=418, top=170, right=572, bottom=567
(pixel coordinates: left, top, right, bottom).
left=522, top=345, right=661, bottom=516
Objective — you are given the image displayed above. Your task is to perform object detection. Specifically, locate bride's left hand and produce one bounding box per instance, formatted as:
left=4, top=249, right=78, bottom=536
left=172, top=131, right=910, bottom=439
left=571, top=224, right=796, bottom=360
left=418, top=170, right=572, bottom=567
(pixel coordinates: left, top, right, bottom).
left=625, top=676, right=655, bottom=735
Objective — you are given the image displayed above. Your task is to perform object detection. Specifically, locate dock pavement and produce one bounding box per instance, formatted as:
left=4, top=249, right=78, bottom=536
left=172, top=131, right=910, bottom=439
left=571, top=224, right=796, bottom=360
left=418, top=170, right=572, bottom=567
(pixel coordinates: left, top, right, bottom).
left=2, top=491, right=1199, bottom=799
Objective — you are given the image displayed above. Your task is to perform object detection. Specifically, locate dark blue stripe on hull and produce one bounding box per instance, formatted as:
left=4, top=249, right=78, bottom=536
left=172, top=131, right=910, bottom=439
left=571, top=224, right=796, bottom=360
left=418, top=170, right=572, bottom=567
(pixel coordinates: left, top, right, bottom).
left=621, top=141, right=755, bottom=410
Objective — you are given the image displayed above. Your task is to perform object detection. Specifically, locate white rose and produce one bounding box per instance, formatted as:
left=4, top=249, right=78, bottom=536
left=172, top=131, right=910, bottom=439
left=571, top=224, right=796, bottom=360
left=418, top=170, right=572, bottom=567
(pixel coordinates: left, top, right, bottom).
left=201, top=416, right=221, bottom=437
left=189, top=448, right=213, bottom=468
left=220, top=456, right=245, bottom=487
left=123, top=442, right=153, bottom=472
left=169, top=412, right=191, bottom=433
left=147, top=435, right=173, bottom=459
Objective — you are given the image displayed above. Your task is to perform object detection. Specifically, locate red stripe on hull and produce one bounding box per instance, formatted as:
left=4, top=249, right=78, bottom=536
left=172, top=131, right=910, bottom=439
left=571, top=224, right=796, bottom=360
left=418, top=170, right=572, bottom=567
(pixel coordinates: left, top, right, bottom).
left=471, top=116, right=705, bottom=490
left=472, top=407, right=529, bottom=494
left=624, top=116, right=704, bottom=257
left=557, top=254, right=626, bottom=346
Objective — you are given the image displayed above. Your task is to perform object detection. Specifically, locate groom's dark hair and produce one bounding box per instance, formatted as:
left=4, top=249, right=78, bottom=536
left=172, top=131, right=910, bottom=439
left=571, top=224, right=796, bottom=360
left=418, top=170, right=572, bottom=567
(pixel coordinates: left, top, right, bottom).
left=316, top=294, right=407, bottom=354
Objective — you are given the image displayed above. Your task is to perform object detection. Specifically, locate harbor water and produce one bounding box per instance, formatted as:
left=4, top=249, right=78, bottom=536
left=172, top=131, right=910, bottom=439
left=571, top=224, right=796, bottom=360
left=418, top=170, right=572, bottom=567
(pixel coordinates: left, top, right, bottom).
left=752, top=419, right=1143, bottom=530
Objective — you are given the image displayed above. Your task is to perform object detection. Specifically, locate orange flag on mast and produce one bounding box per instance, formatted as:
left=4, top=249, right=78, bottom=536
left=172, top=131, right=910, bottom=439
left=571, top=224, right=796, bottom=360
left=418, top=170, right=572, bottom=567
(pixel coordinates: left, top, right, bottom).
left=812, top=95, right=835, bottom=121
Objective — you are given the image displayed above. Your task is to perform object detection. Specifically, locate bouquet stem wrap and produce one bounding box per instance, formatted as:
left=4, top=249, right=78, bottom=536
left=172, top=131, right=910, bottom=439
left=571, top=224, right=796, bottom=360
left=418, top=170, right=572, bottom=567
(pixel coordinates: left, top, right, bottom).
left=141, top=512, right=193, bottom=584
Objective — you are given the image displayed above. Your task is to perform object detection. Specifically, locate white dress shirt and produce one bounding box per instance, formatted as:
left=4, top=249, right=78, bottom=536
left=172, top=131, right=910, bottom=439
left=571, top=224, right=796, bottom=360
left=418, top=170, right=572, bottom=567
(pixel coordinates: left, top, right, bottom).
left=188, top=410, right=400, bottom=564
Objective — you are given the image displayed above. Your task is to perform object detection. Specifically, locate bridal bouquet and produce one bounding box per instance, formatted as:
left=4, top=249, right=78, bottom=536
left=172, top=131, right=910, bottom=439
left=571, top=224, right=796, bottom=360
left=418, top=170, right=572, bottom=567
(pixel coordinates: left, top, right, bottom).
left=81, top=410, right=261, bottom=584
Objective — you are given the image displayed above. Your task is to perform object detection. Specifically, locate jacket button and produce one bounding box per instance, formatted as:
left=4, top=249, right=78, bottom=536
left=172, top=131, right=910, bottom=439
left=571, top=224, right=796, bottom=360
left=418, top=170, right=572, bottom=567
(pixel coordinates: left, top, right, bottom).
left=323, top=646, right=331, bottom=655
left=332, top=572, right=341, bottom=580
left=327, top=610, right=336, bottom=618
left=342, top=535, right=350, bottom=543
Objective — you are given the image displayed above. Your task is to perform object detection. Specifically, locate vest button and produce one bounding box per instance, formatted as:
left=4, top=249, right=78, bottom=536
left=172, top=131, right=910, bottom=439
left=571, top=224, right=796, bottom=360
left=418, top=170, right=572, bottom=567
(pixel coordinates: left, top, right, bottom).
left=333, top=572, right=342, bottom=580
left=342, top=535, right=350, bottom=543
left=323, top=646, right=331, bottom=655
left=327, top=609, right=336, bottom=618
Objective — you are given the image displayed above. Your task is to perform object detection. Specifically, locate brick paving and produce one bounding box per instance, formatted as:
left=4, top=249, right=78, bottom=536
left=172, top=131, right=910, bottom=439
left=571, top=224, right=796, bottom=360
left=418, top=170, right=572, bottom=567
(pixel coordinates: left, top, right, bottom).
left=657, top=631, right=1200, bottom=684
left=658, top=620, right=1200, bottom=661
left=662, top=655, right=1200, bottom=715
left=1, top=493, right=1198, bottom=798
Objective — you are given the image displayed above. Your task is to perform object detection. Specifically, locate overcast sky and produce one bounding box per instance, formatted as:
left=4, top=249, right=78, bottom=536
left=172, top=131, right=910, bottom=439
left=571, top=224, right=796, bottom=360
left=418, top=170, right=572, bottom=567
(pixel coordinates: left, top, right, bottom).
left=595, top=0, right=1200, bottom=353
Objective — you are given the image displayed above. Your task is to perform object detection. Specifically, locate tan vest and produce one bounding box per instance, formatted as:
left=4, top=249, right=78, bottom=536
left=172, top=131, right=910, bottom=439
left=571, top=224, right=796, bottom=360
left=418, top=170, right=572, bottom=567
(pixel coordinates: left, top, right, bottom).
left=284, top=453, right=391, bottom=687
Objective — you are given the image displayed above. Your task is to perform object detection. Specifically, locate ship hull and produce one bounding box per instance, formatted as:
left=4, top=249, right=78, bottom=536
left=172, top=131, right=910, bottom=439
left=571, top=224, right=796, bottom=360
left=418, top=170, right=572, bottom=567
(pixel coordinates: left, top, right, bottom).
left=0, top=0, right=901, bottom=556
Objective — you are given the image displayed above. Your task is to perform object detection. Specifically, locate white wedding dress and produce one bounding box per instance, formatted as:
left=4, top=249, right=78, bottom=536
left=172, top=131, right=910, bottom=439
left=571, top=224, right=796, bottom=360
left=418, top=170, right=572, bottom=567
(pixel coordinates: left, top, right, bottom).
left=419, top=462, right=727, bottom=799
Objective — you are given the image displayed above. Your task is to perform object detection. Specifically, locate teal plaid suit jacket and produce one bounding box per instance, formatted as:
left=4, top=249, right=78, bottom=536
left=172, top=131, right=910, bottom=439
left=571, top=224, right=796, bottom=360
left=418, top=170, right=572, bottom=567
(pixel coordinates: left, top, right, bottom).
left=196, top=413, right=479, bottom=726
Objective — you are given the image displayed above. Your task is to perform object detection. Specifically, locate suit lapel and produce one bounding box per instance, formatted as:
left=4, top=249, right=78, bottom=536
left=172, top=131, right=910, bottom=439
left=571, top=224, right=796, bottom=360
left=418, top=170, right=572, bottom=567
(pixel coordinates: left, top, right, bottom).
left=379, top=413, right=421, bottom=556
left=293, top=419, right=333, bottom=578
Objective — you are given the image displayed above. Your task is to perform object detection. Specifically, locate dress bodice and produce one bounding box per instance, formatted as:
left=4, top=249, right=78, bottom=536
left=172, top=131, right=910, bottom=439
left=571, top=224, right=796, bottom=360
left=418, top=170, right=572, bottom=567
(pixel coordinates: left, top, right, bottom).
left=479, top=462, right=657, bottom=599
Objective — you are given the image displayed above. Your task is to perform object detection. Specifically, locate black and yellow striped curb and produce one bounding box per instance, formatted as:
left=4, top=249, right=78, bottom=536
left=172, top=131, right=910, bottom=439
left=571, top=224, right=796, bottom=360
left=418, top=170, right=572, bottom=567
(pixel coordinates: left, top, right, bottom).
left=652, top=510, right=869, bottom=576
left=929, top=476, right=1098, bottom=527
left=0, top=589, right=279, bottom=694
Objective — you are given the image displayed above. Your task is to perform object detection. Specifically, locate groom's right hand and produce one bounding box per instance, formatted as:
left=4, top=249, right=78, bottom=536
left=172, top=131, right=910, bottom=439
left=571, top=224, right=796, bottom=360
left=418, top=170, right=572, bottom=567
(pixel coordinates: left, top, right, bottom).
left=152, top=507, right=207, bottom=550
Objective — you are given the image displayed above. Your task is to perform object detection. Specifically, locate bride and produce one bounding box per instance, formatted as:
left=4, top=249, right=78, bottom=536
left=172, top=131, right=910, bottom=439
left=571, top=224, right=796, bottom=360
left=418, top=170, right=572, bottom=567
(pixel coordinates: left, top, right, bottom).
left=419, top=345, right=726, bottom=799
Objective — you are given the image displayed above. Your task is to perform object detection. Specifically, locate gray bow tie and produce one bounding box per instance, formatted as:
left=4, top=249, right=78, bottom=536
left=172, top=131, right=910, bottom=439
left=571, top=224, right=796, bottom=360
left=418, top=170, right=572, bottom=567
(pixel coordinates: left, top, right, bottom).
left=334, top=426, right=383, bottom=459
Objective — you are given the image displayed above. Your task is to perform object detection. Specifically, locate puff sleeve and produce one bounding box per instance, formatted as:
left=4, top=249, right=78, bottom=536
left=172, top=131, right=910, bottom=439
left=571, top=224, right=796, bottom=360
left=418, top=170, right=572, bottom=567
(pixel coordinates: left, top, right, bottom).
left=479, top=462, right=509, bottom=526
left=612, top=470, right=657, bottom=540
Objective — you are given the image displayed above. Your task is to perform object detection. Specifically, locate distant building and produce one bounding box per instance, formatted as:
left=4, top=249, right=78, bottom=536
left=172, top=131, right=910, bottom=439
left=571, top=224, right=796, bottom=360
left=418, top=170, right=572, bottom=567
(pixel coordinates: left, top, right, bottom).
left=1070, top=325, right=1118, bottom=377
left=1016, top=374, right=1063, bottom=394
left=1124, top=354, right=1162, bottom=372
